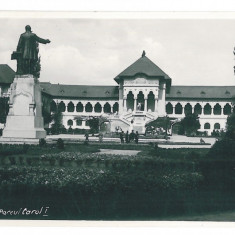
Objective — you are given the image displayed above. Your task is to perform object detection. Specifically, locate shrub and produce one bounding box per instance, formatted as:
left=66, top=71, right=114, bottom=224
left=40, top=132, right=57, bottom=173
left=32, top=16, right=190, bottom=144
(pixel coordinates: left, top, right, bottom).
left=39, top=138, right=47, bottom=147
left=22, top=143, right=29, bottom=153
left=207, top=138, right=235, bottom=159
left=57, top=138, right=64, bottom=149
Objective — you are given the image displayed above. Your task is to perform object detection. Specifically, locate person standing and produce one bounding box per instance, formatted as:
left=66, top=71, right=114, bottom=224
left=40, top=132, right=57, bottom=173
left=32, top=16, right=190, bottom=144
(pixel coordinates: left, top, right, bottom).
left=129, top=130, right=135, bottom=143
left=85, top=131, right=89, bottom=142
left=120, top=131, right=124, bottom=143
left=135, top=131, right=139, bottom=144
left=98, top=132, right=103, bottom=143
left=125, top=131, right=129, bottom=143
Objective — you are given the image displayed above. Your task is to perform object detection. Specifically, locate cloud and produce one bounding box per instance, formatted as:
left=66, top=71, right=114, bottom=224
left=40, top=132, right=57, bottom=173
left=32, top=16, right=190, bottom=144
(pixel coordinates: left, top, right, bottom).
left=1, top=18, right=235, bottom=86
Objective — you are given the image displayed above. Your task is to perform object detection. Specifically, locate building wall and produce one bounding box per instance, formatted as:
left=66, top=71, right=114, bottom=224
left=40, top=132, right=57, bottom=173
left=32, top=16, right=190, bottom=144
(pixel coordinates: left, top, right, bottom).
left=48, top=96, right=234, bottom=135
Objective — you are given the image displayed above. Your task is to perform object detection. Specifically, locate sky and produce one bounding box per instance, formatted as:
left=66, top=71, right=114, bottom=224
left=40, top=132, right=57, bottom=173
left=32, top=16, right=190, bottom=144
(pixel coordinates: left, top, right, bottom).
left=1, top=17, right=235, bottom=86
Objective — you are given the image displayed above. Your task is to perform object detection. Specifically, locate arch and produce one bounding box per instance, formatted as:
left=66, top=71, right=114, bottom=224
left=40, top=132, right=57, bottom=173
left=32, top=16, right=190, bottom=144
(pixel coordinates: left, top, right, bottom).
left=184, top=103, right=192, bottom=115
left=175, top=103, right=183, bottom=114
left=113, top=102, right=119, bottom=113
left=166, top=103, right=173, bottom=114
left=223, top=103, right=232, bottom=115
left=67, top=119, right=73, bottom=126
left=137, top=91, right=145, bottom=111
left=194, top=103, right=202, bottom=115
left=204, top=122, right=210, bottom=129
left=213, top=103, right=222, bottom=115
left=204, top=103, right=212, bottom=115
left=85, top=102, right=93, bottom=112
left=67, top=101, right=75, bottom=112
left=127, top=91, right=134, bottom=111
left=50, top=100, right=57, bottom=112
left=76, top=102, right=84, bottom=112
left=76, top=119, right=82, bottom=126
left=214, top=123, right=220, bottom=130
left=104, top=102, right=111, bottom=113
left=58, top=101, right=66, bottom=112
left=147, top=91, right=155, bottom=112
left=94, top=102, right=102, bottom=113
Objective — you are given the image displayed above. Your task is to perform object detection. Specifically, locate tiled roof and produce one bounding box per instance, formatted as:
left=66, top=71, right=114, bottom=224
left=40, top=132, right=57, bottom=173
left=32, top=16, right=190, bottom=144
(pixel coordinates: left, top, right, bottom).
left=114, top=55, right=172, bottom=84
left=41, top=83, right=235, bottom=100
left=40, top=83, right=119, bottom=99
left=0, top=64, right=15, bottom=84
left=166, top=86, right=235, bottom=99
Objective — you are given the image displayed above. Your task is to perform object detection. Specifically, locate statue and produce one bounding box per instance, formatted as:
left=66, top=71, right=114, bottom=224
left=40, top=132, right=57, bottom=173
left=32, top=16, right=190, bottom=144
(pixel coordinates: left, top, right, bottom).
left=11, top=25, right=50, bottom=78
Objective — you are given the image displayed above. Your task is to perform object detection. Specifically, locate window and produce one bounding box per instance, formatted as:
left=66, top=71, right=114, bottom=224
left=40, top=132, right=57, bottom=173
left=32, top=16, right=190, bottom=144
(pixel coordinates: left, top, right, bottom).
left=67, top=119, right=73, bottom=126
left=204, top=123, right=210, bottom=129
left=166, top=103, right=173, bottom=114
left=85, top=103, right=93, bottom=112
left=213, top=103, right=221, bottom=115
left=214, top=123, right=220, bottom=130
left=204, top=103, right=212, bottom=115
left=175, top=103, right=183, bottom=114
left=223, top=103, right=232, bottom=115
left=76, top=120, right=82, bottom=126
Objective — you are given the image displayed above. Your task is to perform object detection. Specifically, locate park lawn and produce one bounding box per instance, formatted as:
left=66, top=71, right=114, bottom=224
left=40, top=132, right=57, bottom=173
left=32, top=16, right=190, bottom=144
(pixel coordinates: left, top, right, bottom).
left=1, top=142, right=234, bottom=220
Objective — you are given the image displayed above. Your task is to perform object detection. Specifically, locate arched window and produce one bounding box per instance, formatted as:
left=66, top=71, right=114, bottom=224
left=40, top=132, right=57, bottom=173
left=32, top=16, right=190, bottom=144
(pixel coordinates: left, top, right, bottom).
left=85, top=102, right=93, bottom=112
left=113, top=102, right=119, bottom=113
left=184, top=103, right=192, bottom=115
left=127, top=91, right=134, bottom=111
left=204, top=103, right=212, bottom=115
left=214, top=123, right=220, bottom=130
left=67, top=119, right=73, bottom=126
left=94, top=103, right=102, bottom=113
left=166, top=103, right=173, bottom=114
left=223, top=103, right=232, bottom=115
left=213, top=103, right=221, bottom=115
left=67, top=101, right=75, bottom=112
left=147, top=91, right=155, bottom=112
left=76, top=119, right=82, bottom=126
left=50, top=100, right=57, bottom=112
left=194, top=103, right=202, bottom=115
left=137, top=91, right=145, bottom=111
left=76, top=102, right=84, bottom=112
left=58, top=101, right=66, bottom=112
left=204, top=123, right=210, bottom=129
left=104, top=102, right=111, bottom=113
left=175, top=103, right=183, bottom=114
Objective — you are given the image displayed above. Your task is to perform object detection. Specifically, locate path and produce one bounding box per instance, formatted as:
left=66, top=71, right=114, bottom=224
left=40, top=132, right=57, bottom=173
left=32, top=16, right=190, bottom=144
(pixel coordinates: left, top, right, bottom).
left=46, top=134, right=216, bottom=148
left=98, top=149, right=141, bottom=155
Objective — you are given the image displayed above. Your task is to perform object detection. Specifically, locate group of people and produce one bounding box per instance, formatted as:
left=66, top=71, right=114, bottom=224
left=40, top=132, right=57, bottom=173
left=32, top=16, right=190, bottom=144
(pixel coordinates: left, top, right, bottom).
left=119, top=130, right=139, bottom=144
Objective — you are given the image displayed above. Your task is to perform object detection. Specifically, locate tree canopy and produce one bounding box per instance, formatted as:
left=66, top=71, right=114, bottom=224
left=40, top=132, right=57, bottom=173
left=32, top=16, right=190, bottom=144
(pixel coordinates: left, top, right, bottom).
left=180, top=113, right=200, bottom=136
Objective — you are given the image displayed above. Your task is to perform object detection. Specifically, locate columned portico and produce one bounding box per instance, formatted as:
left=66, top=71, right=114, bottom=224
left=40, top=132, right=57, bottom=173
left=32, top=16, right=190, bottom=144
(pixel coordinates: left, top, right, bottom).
left=113, top=52, right=172, bottom=133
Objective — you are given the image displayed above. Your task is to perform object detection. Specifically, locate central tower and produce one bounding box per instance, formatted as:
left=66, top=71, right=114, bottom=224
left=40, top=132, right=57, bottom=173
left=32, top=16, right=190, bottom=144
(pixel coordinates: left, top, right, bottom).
left=111, top=51, right=172, bottom=133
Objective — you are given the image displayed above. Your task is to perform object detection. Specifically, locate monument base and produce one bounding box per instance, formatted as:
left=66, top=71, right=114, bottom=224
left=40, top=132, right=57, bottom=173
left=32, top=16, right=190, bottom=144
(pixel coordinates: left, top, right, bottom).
left=2, top=75, right=46, bottom=140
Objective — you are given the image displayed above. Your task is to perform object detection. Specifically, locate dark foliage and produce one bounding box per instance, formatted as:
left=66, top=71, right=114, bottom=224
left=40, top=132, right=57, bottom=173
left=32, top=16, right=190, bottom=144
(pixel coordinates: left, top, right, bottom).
left=39, top=138, right=47, bottom=147
left=57, top=138, right=64, bottom=150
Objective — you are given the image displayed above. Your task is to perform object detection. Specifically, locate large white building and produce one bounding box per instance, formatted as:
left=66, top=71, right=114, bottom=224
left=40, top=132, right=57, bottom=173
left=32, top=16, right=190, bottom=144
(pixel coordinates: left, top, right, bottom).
left=1, top=52, right=235, bottom=135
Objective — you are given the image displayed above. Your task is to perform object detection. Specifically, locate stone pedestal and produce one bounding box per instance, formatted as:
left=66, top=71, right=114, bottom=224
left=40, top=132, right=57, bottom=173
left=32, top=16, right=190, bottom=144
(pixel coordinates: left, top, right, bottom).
left=2, top=75, right=46, bottom=139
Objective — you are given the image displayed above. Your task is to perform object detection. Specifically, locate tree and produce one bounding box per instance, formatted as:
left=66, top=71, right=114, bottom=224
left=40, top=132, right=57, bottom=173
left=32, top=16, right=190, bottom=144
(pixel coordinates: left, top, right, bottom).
left=226, top=112, right=235, bottom=140
left=42, top=103, right=52, bottom=126
left=180, top=113, right=200, bottom=136
left=74, top=115, right=109, bottom=135
left=0, top=97, right=9, bottom=124
left=51, top=109, right=65, bottom=134
left=145, top=116, right=174, bottom=136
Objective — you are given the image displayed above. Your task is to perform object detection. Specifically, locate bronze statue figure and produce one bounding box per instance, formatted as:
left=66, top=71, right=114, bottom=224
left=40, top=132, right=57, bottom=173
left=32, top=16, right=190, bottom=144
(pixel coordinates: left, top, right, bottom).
left=11, top=25, right=50, bottom=78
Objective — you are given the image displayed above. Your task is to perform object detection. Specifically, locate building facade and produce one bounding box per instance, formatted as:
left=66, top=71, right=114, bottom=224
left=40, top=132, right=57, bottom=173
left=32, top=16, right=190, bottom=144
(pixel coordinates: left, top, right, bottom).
left=1, top=53, right=235, bottom=135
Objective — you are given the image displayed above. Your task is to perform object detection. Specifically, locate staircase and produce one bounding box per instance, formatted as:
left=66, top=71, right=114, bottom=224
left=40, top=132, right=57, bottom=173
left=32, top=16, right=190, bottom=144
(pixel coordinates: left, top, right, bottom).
left=122, top=111, right=157, bottom=134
